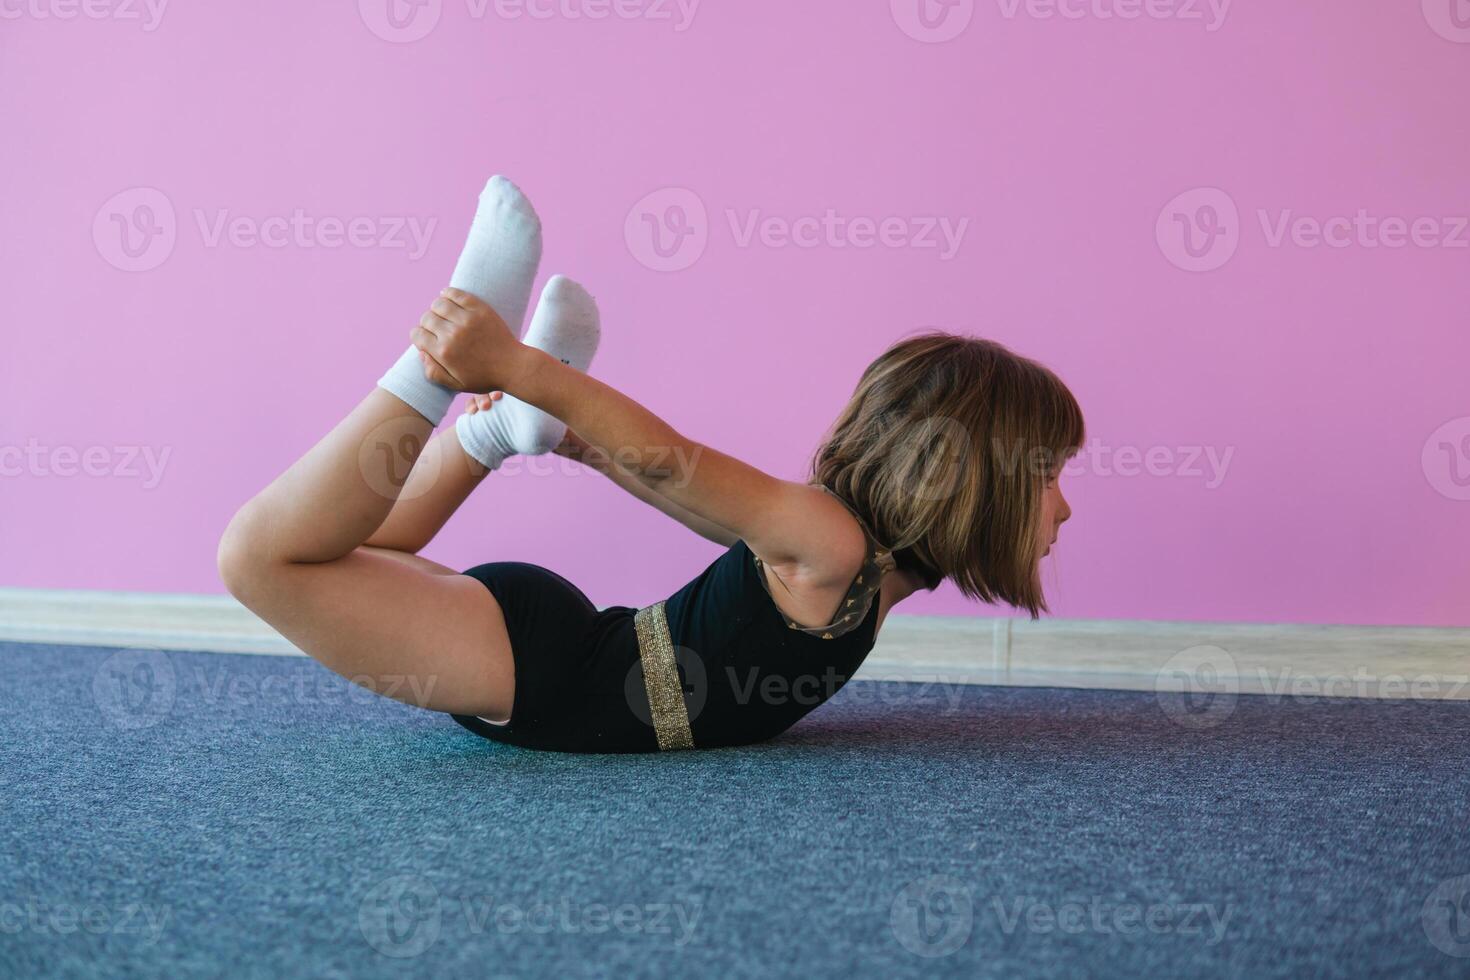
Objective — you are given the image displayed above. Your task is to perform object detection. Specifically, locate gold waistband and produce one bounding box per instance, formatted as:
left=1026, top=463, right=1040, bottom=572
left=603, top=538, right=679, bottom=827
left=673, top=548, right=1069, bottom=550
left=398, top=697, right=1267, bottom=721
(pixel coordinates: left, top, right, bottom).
left=632, top=601, right=695, bottom=751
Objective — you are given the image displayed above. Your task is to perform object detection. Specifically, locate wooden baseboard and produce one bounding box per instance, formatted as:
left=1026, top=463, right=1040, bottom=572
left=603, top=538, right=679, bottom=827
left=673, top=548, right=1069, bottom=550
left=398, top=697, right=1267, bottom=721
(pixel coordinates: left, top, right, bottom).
left=2, top=588, right=1467, bottom=700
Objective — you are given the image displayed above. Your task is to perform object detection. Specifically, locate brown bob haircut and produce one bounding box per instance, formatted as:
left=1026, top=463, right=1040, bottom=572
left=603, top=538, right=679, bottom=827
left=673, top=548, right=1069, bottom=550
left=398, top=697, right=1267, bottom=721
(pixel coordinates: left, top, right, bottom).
left=812, top=332, right=1085, bottom=619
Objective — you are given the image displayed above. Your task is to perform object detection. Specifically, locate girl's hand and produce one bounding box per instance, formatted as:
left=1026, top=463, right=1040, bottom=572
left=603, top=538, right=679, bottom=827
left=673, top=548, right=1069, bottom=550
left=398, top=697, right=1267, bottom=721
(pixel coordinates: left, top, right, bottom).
left=410, top=287, right=519, bottom=394
left=463, top=391, right=504, bottom=415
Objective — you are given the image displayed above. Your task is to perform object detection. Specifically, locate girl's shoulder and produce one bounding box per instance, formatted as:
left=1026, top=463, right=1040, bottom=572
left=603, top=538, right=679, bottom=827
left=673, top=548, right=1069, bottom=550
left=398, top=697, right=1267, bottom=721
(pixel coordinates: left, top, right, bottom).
left=749, top=486, right=898, bottom=640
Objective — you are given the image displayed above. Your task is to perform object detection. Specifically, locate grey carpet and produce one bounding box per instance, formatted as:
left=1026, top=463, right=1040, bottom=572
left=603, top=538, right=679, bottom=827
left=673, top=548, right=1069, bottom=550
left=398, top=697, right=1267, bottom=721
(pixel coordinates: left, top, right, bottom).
left=1, top=642, right=1466, bottom=978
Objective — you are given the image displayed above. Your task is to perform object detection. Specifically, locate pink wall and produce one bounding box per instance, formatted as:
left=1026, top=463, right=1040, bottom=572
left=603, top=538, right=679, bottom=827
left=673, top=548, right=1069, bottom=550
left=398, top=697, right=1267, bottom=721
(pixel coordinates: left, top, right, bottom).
left=2, top=1, right=1467, bottom=627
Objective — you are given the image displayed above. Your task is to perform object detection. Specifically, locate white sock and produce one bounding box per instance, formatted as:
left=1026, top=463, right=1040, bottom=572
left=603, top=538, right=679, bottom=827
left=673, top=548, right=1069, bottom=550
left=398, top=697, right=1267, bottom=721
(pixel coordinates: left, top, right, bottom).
left=456, top=275, right=600, bottom=471
left=378, top=175, right=543, bottom=424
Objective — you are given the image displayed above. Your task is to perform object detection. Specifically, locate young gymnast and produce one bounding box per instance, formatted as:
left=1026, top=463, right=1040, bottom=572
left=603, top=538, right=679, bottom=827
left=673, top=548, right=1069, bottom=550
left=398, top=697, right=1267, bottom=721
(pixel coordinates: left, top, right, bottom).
left=218, top=176, right=1082, bottom=753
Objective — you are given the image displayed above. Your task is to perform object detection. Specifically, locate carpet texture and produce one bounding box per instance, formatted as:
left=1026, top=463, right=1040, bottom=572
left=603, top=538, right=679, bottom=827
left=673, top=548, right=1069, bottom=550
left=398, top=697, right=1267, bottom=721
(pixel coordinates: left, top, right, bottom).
left=1, top=642, right=1466, bottom=978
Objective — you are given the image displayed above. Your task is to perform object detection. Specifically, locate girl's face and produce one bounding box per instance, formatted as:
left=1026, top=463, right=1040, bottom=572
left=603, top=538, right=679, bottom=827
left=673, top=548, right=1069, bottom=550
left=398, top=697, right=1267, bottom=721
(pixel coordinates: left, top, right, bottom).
left=1039, top=471, right=1072, bottom=558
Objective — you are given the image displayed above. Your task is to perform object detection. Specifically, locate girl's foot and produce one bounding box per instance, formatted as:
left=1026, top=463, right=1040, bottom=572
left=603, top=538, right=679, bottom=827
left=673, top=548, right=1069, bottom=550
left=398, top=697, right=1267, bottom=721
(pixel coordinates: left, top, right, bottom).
left=377, top=175, right=544, bottom=425
left=455, top=275, right=601, bottom=471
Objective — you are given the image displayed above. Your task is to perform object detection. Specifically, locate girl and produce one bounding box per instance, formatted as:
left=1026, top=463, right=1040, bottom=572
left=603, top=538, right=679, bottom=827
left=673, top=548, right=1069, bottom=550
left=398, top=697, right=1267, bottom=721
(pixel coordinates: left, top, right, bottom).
left=218, top=177, right=1082, bottom=753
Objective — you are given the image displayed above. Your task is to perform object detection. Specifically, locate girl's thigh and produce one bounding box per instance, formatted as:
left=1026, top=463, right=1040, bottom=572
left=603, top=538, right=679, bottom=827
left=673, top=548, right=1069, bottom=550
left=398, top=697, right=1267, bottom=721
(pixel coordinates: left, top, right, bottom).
left=238, top=547, right=515, bottom=718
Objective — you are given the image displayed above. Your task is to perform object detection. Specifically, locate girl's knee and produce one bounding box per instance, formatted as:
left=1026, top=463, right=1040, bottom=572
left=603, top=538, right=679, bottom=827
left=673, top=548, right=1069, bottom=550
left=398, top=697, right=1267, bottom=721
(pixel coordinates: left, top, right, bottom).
left=217, top=504, right=284, bottom=602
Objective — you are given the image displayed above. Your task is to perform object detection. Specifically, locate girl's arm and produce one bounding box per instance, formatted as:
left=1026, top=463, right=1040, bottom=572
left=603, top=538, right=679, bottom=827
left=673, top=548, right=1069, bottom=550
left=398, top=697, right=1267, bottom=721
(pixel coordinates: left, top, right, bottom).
left=411, top=288, right=865, bottom=584
left=468, top=393, right=737, bottom=547
left=556, top=428, right=739, bottom=548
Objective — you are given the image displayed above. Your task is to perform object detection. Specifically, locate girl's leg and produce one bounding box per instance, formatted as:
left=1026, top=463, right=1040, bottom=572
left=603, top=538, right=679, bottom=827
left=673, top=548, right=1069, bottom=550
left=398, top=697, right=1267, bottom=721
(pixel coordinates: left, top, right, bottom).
left=218, top=388, right=515, bottom=719
left=363, top=426, right=489, bottom=554
left=366, top=273, right=602, bottom=555
left=219, top=175, right=550, bottom=720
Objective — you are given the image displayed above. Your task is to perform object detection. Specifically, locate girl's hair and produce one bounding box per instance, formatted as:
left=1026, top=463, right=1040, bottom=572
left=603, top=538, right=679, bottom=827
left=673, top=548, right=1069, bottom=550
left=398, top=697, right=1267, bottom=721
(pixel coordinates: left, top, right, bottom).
left=812, top=332, right=1085, bottom=619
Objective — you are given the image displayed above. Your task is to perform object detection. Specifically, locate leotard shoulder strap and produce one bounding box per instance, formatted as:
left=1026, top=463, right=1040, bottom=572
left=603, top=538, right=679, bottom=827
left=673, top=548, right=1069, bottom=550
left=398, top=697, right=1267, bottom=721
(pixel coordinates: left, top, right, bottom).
left=751, top=485, right=898, bottom=641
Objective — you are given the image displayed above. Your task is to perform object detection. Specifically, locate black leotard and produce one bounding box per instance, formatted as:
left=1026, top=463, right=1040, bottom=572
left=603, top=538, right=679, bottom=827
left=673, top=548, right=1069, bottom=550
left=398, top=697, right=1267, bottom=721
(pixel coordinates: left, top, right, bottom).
left=451, top=493, right=896, bottom=754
